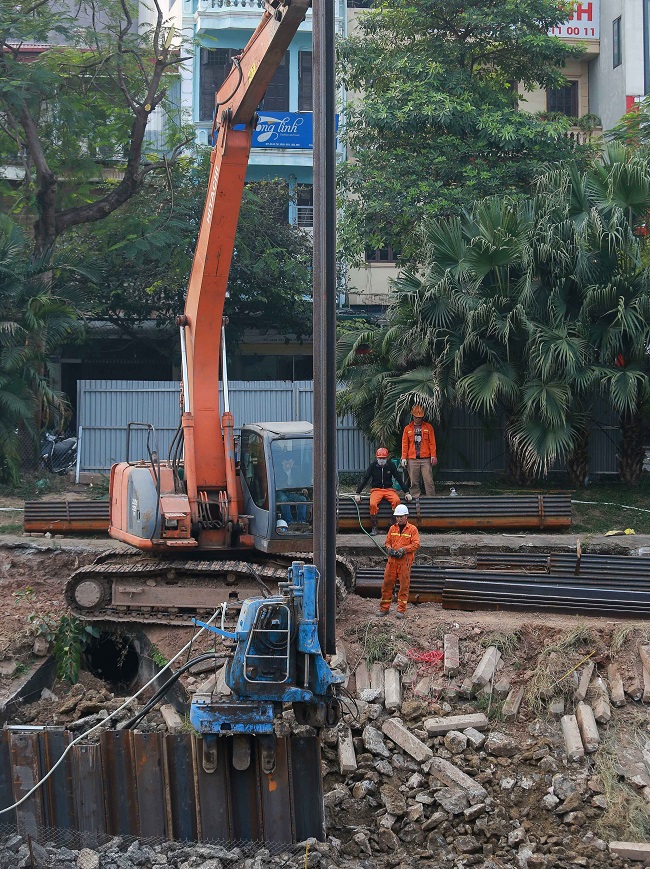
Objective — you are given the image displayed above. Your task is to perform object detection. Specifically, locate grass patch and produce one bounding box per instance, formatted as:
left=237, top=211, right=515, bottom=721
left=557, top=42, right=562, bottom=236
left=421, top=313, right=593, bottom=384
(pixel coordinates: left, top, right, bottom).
left=595, top=731, right=650, bottom=842
left=355, top=622, right=412, bottom=666
left=0, top=522, right=23, bottom=535
left=526, top=625, right=597, bottom=714
left=478, top=631, right=521, bottom=657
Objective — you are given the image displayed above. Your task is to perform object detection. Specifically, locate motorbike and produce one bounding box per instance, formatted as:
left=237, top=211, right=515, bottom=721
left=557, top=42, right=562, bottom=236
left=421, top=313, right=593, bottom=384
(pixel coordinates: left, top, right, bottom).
left=39, top=431, right=78, bottom=475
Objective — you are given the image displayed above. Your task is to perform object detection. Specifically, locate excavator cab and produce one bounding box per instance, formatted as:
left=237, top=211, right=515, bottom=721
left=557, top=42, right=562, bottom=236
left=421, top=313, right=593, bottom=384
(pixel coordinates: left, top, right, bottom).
left=239, top=422, right=314, bottom=554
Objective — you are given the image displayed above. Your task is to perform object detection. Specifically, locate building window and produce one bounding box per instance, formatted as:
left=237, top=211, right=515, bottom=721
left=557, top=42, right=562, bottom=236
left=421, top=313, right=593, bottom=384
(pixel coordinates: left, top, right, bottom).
left=547, top=81, right=579, bottom=118
left=260, top=53, right=289, bottom=111
left=296, top=185, right=313, bottom=227
left=298, top=51, right=312, bottom=112
left=199, top=48, right=242, bottom=122
left=613, top=17, right=622, bottom=67
left=365, top=246, right=397, bottom=263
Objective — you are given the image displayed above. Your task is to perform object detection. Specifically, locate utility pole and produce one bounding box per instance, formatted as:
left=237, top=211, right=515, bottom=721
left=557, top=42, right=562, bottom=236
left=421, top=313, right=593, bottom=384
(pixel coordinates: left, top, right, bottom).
left=312, top=0, right=337, bottom=655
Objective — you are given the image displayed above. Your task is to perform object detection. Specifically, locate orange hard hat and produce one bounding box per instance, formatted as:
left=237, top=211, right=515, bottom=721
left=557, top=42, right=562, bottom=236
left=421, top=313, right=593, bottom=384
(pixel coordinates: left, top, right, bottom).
left=376, top=447, right=389, bottom=459
left=412, top=405, right=425, bottom=417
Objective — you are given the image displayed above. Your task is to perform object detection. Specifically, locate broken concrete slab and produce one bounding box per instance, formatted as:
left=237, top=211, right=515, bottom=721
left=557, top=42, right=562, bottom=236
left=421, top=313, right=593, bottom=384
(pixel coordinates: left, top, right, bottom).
left=471, top=646, right=501, bottom=688
left=591, top=676, right=611, bottom=724
left=574, top=661, right=595, bottom=703
left=609, top=841, right=650, bottom=861
left=370, top=662, right=385, bottom=702
left=548, top=698, right=565, bottom=717
left=443, top=634, right=460, bottom=676
left=384, top=667, right=402, bottom=710
left=363, top=724, right=390, bottom=757
left=337, top=727, right=357, bottom=774
left=463, top=727, right=486, bottom=750
left=413, top=676, right=431, bottom=698
left=460, top=677, right=474, bottom=699
left=391, top=652, right=409, bottom=672
left=502, top=685, right=525, bottom=722
left=561, top=714, right=585, bottom=762
left=575, top=702, right=599, bottom=753
left=426, top=757, right=488, bottom=805
left=160, top=704, right=183, bottom=733
left=494, top=677, right=511, bottom=699
left=626, top=673, right=643, bottom=702
left=607, top=663, right=626, bottom=707
left=355, top=660, right=371, bottom=697
left=643, top=663, right=650, bottom=703
left=381, top=718, right=433, bottom=764
left=424, top=713, right=488, bottom=736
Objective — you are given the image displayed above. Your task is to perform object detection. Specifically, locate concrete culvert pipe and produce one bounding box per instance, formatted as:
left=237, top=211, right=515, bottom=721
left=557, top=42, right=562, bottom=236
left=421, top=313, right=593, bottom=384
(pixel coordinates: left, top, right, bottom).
left=84, top=633, right=139, bottom=689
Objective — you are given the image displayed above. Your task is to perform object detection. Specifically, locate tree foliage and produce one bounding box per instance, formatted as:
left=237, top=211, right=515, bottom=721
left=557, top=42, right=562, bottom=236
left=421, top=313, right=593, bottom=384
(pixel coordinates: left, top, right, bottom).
left=338, top=0, right=594, bottom=264
left=0, top=216, right=90, bottom=482
left=338, top=147, right=650, bottom=486
left=0, top=0, right=191, bottom=254
left=64, top=160, right=313, bottom=346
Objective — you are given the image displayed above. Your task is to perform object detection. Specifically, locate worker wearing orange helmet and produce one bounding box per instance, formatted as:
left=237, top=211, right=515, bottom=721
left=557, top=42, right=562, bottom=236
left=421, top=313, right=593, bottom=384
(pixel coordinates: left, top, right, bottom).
left=379, top=503, right=420, bottom=617
left=400, top=404, right=437, bottom=497
left=354, top=447, right=411, bottom=535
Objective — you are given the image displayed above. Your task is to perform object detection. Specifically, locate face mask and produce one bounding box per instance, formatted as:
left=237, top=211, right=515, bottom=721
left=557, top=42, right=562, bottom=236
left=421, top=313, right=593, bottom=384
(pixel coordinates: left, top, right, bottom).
left=377, top=458, right=387, bottom=466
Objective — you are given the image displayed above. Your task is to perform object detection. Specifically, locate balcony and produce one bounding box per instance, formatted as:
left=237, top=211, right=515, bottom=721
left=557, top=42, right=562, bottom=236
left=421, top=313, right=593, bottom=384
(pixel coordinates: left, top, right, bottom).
left=194, top=0, right=346, bottom=34
left=566, top=125, right=602, bottom=145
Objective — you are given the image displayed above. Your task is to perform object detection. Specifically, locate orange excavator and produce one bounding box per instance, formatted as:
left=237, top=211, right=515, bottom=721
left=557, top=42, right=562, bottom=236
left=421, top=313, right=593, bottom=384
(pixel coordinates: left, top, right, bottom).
left=65, top=0, right=349, bottom=624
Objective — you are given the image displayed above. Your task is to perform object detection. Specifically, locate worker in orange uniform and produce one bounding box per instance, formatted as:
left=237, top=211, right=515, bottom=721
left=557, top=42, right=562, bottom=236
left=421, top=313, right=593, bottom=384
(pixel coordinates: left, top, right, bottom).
left=400, top=404, right=437, bottom=497
left=379, top=503, right=420, bottom=618
left=354, top=447, right=412, bottom=535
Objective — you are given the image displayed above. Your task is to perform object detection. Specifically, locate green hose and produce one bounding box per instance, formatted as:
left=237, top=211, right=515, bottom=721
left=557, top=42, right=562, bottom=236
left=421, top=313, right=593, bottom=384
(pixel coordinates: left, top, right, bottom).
left=339, top=492, right=388, bottom=556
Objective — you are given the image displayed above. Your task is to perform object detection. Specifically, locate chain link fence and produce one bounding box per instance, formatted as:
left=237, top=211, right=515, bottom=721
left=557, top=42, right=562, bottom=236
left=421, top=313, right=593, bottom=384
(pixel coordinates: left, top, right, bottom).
left=0, top=823, right=346, bottom=869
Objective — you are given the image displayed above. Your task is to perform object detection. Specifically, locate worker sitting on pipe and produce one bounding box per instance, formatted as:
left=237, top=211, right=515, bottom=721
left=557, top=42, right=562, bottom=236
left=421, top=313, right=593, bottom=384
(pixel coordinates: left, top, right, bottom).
left=354, top=448, right=411, bottom=535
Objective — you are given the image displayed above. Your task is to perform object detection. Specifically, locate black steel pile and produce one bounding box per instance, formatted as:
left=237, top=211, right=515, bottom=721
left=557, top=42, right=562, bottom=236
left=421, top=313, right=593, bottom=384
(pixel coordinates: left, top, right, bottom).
left=356, top=552, right=650, bottom=617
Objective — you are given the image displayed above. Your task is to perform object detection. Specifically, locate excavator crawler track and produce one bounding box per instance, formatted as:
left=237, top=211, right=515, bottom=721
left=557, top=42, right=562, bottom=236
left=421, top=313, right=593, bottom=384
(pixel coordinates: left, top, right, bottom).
left=66, top=554, right=355, bottom=626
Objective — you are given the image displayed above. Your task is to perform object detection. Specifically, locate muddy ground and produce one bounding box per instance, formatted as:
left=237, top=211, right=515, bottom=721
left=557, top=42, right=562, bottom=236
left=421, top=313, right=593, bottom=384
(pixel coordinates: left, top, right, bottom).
left=1, top=520, right=650, bottom=866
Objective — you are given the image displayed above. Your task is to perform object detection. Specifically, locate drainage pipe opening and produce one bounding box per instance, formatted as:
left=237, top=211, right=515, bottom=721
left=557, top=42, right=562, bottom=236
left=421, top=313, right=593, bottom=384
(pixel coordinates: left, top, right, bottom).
left=84, top=633, right=139, bottom=689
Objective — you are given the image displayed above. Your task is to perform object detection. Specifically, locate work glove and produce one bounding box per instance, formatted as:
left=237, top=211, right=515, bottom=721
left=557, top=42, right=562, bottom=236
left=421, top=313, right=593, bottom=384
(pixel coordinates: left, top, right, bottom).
left=405, top=493, right=413, bottom=502
left=399, top=458, right=407, bottom=469
left=430, top=456, right=438, bottom=466
left=395, top=548, right=405, bottom=558
left=353, top=494, right=361, bottom=503
left=386, top=548, right=396, bottom=557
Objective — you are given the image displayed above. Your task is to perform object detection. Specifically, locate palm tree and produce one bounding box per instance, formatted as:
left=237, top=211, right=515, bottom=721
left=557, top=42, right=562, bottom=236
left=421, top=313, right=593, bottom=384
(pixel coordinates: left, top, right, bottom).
left=0, top=216, right=87, bottom=483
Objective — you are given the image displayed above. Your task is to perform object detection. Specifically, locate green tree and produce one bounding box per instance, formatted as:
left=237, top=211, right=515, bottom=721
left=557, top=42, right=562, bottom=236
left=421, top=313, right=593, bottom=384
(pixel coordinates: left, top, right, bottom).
left=64, top=164, right=313, bottom=349
left=0, top=216, right=88, bottom=482
left=338, top=0, right=592, bottom=265
left=0, top=0, right=191, bottom=256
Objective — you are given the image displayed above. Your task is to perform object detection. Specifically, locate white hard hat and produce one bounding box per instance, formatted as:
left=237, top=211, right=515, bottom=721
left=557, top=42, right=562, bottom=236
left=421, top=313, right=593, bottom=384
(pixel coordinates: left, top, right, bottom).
left=276, top=519, right=289, bottom=532
left=394, top=504, right=409, bottom=516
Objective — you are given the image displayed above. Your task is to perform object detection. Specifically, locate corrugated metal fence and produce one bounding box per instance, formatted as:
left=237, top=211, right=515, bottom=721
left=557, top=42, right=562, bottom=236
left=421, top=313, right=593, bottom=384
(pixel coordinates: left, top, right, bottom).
left=77, top=380, right=619, bottom=478
left=76, top=380, right=375, bottom=475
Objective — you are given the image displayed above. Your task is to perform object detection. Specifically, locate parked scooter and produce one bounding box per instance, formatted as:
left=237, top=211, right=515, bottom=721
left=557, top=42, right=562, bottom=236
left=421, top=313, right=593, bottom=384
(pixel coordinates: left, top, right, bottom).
left=39, top=431, right=77, bottom=475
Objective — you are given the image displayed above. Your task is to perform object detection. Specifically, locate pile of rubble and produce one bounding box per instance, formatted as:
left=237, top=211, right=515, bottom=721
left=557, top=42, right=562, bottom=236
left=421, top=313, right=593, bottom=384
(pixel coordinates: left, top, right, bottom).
left=315, top=634, right=650, bottom=868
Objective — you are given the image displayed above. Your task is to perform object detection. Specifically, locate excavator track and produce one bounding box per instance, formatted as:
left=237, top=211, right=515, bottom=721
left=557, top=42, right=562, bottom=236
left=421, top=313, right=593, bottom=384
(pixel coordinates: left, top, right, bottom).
left=66, top=553, right=355, bottom=626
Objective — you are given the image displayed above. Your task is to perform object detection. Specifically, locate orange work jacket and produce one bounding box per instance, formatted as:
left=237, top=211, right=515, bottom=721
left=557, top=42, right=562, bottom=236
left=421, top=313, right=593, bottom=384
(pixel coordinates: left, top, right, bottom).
left=401, top=421, right=436, bottom=460
left=384, top=521, right=421, bottom=562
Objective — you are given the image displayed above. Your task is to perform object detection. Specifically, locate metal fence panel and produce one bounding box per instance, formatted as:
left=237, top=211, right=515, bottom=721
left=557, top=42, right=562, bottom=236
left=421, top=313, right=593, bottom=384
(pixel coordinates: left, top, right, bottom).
left=77, top=380, right=617, bottom=478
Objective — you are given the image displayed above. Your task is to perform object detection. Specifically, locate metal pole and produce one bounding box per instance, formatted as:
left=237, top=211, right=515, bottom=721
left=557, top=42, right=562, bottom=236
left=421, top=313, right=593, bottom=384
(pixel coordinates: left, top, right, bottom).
left=312, top=0, right=337, bottom=655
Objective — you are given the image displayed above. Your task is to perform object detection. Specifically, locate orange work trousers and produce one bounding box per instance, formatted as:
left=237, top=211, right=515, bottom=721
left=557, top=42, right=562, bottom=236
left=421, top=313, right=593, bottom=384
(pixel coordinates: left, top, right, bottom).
left=380, top=555, right=413, bottom=613
left=369, top=487, right=401, bottom=516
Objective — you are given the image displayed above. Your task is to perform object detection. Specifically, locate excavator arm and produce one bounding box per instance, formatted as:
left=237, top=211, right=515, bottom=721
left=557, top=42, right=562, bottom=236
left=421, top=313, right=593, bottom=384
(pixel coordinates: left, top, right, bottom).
left=179, top=0, right=312, bottom=538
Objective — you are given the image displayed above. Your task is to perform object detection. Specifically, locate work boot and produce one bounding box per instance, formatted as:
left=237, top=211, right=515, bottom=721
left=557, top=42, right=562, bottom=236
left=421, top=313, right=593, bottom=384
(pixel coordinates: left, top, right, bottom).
left=378, top=609, right=389, bottom=617
left=371, top=520, right=378, bottom=536
left=396, top=611, right=405, bottom=619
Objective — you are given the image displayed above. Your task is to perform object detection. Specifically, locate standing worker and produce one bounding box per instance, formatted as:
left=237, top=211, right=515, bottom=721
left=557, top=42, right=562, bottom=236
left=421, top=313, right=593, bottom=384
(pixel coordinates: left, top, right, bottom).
left=379, top=503, right=420, bottom=618
left=354, top=447, right=412, bottom=535
left=400, top=404, right=437, bottom=497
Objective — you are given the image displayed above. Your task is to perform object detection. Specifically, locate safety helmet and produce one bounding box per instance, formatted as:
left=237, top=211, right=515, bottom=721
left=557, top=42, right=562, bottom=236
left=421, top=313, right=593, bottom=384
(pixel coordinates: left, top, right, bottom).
left=393, top=504, right=409, bottom=517
left=412, top=405, right=424, bottom=417
left=376, top=447, right=389, bottom=459
left=276, top=519, right=289, bottom=533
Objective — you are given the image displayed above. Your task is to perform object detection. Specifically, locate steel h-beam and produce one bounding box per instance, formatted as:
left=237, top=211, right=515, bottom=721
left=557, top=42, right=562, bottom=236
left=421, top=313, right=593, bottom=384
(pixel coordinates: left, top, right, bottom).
left=312, top=0, right=337, bottom=655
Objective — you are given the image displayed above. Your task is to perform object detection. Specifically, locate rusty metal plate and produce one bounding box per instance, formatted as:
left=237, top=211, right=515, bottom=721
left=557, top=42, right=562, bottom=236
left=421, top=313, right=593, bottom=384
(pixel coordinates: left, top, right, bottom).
left=227, top=736, right=262, bottom=841
left=289, top=737, right=324, bottom=843
left=9, top=730, right=44, bottom=838
left=100, top=730, right=139, bottom=836
left=39, top=729, right=75, bottom=831
left=133, top=732, right=168, bottom=839
left=71, top=743, right=107, bottom=841
left=165, top=734, right=198, bottom=841
left=196, top=736, right=230, bottom=842
left=0, top=729, right=16, bottom=825
left=260, top=737, right=293, bottom=844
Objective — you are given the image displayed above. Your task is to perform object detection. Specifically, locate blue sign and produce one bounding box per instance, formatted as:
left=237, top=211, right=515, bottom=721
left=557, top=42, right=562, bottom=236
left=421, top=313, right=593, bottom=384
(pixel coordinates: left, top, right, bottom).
left=253, top=112, right=312, bottom=149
